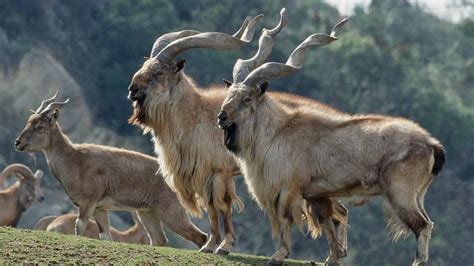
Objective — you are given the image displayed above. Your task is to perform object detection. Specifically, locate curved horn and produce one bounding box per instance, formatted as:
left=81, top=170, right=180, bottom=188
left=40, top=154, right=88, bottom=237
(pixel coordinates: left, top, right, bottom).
left=243, top=18, right=348, bottom=88
left=35, top=91, right=58, bottom=113
left=1, top=164, right=36, bottom=181
left=232, top=8, right=288, bottom=83
left=156, top=14, right=263, bottom=64
left=39, top=98, right=70, bottom=116
left=150, top=16, right=252, bottom=57
left=151, top=30, right=201, bottom=57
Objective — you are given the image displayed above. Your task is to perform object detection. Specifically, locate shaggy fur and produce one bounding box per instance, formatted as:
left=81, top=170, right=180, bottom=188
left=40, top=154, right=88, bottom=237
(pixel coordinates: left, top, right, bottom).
left=129, top=59, right=349, bottom=253
left=36, top=213, right=150, bottom=245
left=220, top=84, right=445, bottom=264
left=15, top=111, right=207, bottom=248
left=0, top=164, right=44, bottom=226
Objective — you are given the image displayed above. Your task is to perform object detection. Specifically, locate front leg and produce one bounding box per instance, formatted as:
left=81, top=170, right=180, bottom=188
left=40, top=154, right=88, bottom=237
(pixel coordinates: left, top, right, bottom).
left=333, top=200, right=348, bottom=252
left=199, top=204, right=221, bottom=253
left=93, top=208, right=112, bottom=241
left=75, top=203, right=96, bottom=236
left=269, top=217, right=292, bottom=265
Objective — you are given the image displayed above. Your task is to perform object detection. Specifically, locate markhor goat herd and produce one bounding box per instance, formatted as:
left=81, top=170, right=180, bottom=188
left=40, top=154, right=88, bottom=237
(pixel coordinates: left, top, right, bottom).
left=1, top=8, right=445, bottom=265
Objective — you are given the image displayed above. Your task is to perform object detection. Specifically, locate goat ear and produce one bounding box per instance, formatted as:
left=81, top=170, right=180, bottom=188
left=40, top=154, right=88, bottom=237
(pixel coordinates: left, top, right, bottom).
left=174, top=58, right=186, bottom=73
left=257, top=81, right=269, bottom=96
left=51, top=109, right=60, bottom=122
left=34, top=170, right=44, bottom=180
left=223, top=79, right=232, bottom=88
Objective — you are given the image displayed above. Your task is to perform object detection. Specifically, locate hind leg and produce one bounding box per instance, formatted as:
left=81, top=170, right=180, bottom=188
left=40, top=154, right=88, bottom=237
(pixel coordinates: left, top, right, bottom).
left=386, top=189, right=432, bottom=266
left=383, top=155, right=434, bottom=266
left=389, top=150, right=435, bottom=265
left=137, top=210, right=168, bottom=246
left=417, top=176, right=434, bottom=224
left=155, top=205, right=208, bottom=249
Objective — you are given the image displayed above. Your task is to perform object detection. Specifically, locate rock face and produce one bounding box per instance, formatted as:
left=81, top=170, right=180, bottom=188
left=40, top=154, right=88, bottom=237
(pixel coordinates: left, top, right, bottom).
left=9, top=48, right=92, bottom=131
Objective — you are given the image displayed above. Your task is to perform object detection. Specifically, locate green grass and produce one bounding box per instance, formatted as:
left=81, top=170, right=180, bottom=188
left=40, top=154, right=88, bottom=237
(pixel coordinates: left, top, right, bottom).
left=0, top=227, right=321, bottom=265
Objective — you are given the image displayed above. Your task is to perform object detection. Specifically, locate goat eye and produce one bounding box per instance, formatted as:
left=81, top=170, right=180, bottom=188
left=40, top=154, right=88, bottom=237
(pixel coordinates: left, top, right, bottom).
left=244, top=97, right=251, bottom=103
left=154, top=71, right=164, bottom=76
left=36, top=125, right=45, bottom=130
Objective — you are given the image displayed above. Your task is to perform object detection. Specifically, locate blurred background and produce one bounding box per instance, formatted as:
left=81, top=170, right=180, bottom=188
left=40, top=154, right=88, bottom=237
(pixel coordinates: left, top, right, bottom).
left=0, top=0, right=473, bottom=265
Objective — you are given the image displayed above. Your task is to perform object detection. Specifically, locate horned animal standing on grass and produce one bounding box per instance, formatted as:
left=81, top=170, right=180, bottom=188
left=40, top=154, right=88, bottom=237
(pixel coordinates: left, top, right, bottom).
left=14, top=93, right=207, bottom=248
left=0, top=163, right=44, bottom=226
left=218, top=18, right=445, bottom=265
left=128, top=8, right=348, bottom=255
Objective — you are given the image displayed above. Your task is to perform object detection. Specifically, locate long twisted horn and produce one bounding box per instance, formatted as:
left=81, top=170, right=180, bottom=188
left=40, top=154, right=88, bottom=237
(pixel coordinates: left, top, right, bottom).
left=243, top=18, right=348, bottom=88
left=232, top=8, right=288, bottom=84
left=150, top=16, right=252, bottom=57
left=39, top=98, right=70, bottom=116
left=156, top=14, right=263, bottom=64
left=1, top=164, right=36, bottom=182
left=35, top=91, right=58, bottom=114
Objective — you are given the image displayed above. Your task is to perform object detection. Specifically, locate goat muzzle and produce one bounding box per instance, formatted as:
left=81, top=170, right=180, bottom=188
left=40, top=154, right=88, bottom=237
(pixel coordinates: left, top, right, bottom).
left=14, top=139, right=26, bottom=151
left=217, top=111, right=230, bottom=129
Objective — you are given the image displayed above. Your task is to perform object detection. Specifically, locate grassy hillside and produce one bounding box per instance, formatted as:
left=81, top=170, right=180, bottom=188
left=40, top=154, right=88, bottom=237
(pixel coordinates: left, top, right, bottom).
left=0, top=227, right=319, bottom=265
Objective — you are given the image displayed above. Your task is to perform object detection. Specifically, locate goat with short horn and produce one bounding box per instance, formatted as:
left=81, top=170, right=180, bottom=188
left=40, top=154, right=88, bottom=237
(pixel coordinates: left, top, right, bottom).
left=15, top=93, right=207, bottom=248
left=0, top=163, right=44, bottom=226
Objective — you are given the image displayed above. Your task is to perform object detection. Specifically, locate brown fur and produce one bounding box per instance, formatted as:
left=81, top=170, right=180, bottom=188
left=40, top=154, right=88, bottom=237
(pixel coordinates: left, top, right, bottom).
left=33, top=215, right=57, bottom=230
left=37, top=213, right=150, bottom=245
left=128, top=59, right=349, bottom=253
left=15, top=111, right=207, bottom=248
left=0, top=164, right=44, bottom=226
left=220, top=84, right=445, bottom=264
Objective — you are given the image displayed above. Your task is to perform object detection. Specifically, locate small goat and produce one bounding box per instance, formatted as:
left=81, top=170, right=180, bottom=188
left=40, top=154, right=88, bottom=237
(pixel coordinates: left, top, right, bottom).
left=15, top=94, right=207, bottom=248
left=35, top=212, right=149, bottom=245
left=0, top=163, right=44, bottom=226
left=219, top=19, right=444, bottom=265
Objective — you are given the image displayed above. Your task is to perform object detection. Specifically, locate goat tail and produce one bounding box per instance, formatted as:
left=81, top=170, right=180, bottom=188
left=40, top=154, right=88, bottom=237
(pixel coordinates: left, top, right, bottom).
left=429, top=140, right=446, bottom=175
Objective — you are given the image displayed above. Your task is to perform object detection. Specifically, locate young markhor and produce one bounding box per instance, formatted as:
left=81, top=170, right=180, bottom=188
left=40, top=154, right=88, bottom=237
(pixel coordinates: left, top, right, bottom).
left=15, top=93, right=207, bottom=248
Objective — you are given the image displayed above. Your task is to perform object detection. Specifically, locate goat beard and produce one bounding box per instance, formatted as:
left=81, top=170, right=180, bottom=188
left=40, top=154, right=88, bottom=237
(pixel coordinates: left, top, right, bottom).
left=128, top=101, right=147, bottom=126
left=223, top=122, right=239, bottom=153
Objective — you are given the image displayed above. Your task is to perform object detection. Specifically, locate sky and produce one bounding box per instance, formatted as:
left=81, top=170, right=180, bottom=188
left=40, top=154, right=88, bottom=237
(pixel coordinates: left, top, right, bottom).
left=324, top=0, right=473, bottom=22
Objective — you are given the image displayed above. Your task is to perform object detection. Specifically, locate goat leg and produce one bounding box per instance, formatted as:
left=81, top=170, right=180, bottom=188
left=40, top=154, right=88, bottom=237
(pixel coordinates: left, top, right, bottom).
left=93, top=208, right=112, bottom=241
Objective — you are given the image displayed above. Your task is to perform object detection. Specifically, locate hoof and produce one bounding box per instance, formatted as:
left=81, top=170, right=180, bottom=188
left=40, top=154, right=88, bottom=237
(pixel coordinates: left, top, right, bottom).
left=215, top=248, right=230, bottom=255
left=412, top=261, right=426, bottom=266
left=268, top=259, right=284, bottom=266
left=199, top=247, right=214, bottom=253
left=325, top=262, right=341, bottom=266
